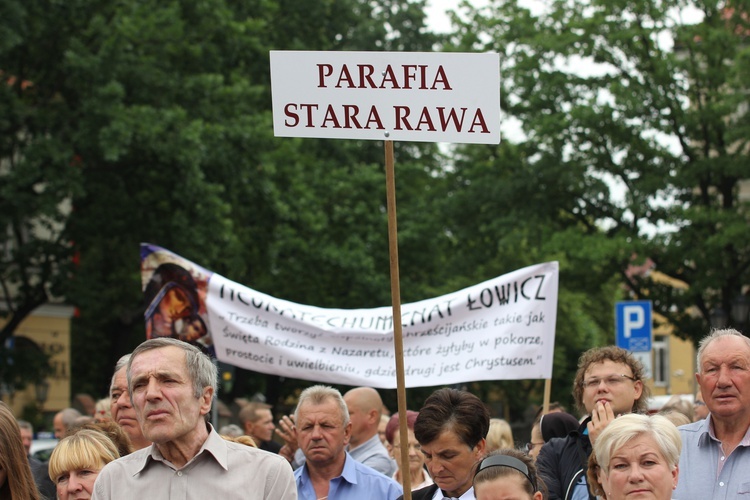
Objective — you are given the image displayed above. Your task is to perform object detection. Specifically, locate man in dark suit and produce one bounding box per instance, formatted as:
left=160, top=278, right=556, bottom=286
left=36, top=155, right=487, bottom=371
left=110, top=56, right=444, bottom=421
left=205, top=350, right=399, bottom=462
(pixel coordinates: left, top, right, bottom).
left=398, top=388, right=489, bottom=500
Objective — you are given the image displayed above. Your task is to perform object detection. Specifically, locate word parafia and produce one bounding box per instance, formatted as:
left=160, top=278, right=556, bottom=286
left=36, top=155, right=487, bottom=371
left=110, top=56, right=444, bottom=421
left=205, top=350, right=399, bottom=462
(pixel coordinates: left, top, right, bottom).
left=316, top=63, right=453, bottom=90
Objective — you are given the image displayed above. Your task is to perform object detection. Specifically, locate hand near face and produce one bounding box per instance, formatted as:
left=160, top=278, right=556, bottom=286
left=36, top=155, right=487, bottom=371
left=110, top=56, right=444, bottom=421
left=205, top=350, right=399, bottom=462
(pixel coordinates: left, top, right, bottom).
left=587, top=401, right=616, bottom=445
left=276, top=415, right=298, bottom=447
left=276, top=414, right=299, bottom=462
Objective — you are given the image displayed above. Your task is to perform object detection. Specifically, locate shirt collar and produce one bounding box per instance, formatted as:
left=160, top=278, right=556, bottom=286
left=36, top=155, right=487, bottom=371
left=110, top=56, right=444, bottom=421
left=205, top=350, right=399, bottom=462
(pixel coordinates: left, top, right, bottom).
left=703, top=414, right=750, bottom=447
left=134, top=424, right=227, bottom=474
left=434, top=486, right=475, bottom=500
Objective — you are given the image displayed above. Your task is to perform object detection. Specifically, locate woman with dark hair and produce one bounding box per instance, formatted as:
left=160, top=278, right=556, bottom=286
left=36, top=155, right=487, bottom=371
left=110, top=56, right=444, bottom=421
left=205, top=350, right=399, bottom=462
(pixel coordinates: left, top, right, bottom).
left=385, top=411, right=433, bottom=490
left=0, top=401, right=40, bottom=500
left=474, top=448, right=547, bottom=500
left=397, top=388, right=489, bottom=500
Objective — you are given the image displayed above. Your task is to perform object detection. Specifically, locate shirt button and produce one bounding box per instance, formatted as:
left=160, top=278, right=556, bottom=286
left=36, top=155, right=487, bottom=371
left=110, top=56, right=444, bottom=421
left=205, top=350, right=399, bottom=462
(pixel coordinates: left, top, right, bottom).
left=177, top=471, right=183, bottom=477
left=720, top=482, right=725, bottom=487
left=721, top=456, right=725, bottom=461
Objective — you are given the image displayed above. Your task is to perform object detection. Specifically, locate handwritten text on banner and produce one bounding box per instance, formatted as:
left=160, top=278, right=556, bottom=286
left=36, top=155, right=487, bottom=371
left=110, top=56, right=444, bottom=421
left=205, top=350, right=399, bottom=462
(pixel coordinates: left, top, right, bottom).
left=207, top=262, right=558, bottom=388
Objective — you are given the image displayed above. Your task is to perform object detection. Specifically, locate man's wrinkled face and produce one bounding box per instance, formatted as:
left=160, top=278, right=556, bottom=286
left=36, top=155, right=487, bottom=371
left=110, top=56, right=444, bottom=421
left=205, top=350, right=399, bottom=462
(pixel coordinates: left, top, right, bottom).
left=697, top=336, right=750, bottom=422
left=130, top=346, right=212, bottom=446
left=296, top=399, right=351, bottom=467
left=111, top=367, right=146, bottom=445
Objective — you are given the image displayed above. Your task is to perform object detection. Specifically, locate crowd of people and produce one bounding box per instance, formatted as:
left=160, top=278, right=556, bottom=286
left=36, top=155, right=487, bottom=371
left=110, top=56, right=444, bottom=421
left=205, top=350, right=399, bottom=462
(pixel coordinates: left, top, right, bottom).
left=2, top=327, right=748, bottom=499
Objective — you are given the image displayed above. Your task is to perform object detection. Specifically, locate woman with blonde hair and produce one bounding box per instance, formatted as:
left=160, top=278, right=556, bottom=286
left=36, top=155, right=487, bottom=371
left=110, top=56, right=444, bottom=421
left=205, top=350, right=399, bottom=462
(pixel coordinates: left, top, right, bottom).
left=590, top=413, right=680, bottom=500
left=0, top=402, right=39, bottom=500
left=485, top=418, right=513, bottom=451
left=49, top=429, right=120, bottom=500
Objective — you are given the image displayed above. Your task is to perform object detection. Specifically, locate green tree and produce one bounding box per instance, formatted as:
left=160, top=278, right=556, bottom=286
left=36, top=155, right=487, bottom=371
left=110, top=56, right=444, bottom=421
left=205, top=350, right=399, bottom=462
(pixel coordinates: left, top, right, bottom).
left=446, top=0, right=750, bottom=349
left=1, top=0, right=447, bottom=400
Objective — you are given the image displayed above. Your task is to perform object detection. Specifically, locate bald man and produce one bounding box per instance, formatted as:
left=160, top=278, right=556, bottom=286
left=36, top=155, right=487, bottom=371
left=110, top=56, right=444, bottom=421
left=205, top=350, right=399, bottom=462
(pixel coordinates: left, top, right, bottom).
left=343, top=387, right=396, bottom=477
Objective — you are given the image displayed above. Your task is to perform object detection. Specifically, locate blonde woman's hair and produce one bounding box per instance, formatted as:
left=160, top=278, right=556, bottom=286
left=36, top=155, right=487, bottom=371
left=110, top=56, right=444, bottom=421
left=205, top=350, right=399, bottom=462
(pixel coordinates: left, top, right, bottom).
left=485, top=418, right=514, bottom=451
left=49, top=429, right=120, bottom=483
left=593, top=413, right=681, bottom=473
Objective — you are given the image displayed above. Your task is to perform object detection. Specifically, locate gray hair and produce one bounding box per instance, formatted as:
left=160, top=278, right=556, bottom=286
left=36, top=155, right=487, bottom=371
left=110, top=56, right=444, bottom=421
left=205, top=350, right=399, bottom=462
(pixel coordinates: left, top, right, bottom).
left=593, top=413, right=681, bottom=473
left=110, top=354, right=131, bottom=396
left=16, top=419, right=33, bottom=433
left=127, top=338, right=217, bottom=399
left=57, top=408, right=83, bottom=429
left=696, top=328, right=750, bottom=370
left=218, top=424, right=244, bottom=438
left=294, top=385, right=349, bottom=427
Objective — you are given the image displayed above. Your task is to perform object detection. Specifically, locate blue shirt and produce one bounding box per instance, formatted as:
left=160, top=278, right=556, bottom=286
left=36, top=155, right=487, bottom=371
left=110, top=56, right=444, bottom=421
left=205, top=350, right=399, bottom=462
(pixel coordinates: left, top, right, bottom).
left=295, top=451, right=402, bottom=500
left=348, top=434, right=397, bottom=477
left=674, top=416, right=750, bottom=499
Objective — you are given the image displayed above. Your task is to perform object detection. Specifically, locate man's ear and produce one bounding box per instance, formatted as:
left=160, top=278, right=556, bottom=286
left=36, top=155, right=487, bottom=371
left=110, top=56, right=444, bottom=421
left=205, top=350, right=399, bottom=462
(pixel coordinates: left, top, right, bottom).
left=200, top=386, right=214, bottom=416
left=368, top=409, right=379, bottom=425
left=343, top=421, right=353, bottom=446
left=474, top=438, right=486, bottom=459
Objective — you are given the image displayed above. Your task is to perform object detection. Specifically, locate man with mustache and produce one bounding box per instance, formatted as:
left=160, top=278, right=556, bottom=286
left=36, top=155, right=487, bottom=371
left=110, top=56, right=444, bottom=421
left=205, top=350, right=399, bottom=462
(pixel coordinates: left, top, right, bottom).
left=674, top=328, right=750, bottom=499
left=537, top=346, right=648, bottom=500
left=92, top=338, right=296, bottom=499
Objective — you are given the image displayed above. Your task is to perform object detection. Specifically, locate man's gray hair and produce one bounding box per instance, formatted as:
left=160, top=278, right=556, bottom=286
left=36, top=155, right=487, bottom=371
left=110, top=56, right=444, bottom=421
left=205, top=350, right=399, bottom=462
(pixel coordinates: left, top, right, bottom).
left=57, top=408, right=83, bottom=429
left=110, top=354, right=131, bottom=396
left=294, top=385, right=349, bottom=426
left=696, top=328, right=750, bottom=370
left=219, top=424, right=244, bottom=438
left=16, top=419, right=33, bottom=432
left=127, top=338, right=218, bottom=399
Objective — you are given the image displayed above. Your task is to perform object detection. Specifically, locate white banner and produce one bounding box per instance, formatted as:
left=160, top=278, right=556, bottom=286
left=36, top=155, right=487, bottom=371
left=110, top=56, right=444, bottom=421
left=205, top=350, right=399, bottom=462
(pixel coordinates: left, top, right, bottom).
left=270, top=51, right=501, bottom=144
left=141, top=244, right=557, bottom=389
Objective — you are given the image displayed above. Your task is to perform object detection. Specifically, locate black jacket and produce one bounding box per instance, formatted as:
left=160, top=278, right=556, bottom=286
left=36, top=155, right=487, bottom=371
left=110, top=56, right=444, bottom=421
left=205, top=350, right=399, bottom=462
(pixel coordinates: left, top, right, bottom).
left=397, top=484, right=439, bottom=500
left=536, top=417, right=595, bottom=500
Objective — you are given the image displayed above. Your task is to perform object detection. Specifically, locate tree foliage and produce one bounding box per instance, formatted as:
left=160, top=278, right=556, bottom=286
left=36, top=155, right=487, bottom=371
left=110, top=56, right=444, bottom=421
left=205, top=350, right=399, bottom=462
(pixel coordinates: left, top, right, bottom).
left=448, top=0, right=750, bottom=347
left=1, top=0, right=448, bottom=400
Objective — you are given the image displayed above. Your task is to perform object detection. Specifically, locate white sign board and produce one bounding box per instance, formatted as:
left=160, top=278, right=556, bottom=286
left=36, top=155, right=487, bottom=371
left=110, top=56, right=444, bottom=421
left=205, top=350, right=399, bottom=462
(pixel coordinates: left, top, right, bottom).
left=270, top=51, right=501, bottom=144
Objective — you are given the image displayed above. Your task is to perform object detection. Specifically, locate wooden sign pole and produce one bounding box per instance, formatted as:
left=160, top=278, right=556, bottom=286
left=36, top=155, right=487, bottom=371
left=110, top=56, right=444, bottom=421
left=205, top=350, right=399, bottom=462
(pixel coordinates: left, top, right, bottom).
left=543, top=378, right=551, bottom=414
left=384, top=140, right=412, bottom=499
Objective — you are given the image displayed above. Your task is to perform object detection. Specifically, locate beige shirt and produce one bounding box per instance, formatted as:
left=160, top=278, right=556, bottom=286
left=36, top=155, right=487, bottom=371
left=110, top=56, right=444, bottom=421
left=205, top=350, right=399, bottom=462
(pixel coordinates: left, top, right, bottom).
left=92, top=425, right=296, bottom=500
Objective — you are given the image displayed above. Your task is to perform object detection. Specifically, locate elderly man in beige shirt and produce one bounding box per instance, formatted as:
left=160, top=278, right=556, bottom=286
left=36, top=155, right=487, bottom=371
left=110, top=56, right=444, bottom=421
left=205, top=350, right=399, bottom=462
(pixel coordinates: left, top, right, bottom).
left=93, top=338, right=296, bottom=499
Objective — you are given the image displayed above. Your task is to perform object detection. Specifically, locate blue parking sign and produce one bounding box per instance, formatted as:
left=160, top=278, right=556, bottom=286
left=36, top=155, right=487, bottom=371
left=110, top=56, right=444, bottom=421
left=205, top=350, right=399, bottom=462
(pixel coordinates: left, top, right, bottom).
left=615, top=301, right=652, bottom=352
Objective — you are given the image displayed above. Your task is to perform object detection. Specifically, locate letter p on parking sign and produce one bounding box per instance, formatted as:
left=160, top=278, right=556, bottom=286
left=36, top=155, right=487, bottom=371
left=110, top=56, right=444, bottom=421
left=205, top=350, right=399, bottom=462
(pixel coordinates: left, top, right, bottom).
left=615, top=301, right=652, bottom=352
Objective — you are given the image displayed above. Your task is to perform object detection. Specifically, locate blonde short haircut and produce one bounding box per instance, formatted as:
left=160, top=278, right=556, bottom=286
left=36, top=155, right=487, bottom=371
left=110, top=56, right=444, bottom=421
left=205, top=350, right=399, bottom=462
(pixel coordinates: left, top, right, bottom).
left=485, top=418, right=514, bottom=451
left=593, top=414, right=680, bottom=473
left=49, top=429, right=120, bottom=483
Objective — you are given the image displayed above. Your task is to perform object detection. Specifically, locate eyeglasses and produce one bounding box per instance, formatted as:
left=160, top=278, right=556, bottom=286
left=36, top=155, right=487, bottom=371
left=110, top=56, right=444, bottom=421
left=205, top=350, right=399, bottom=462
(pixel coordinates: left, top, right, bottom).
left=581, top=374, right=636, bottom=390
left=525, top=442, right=544, bottom=453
